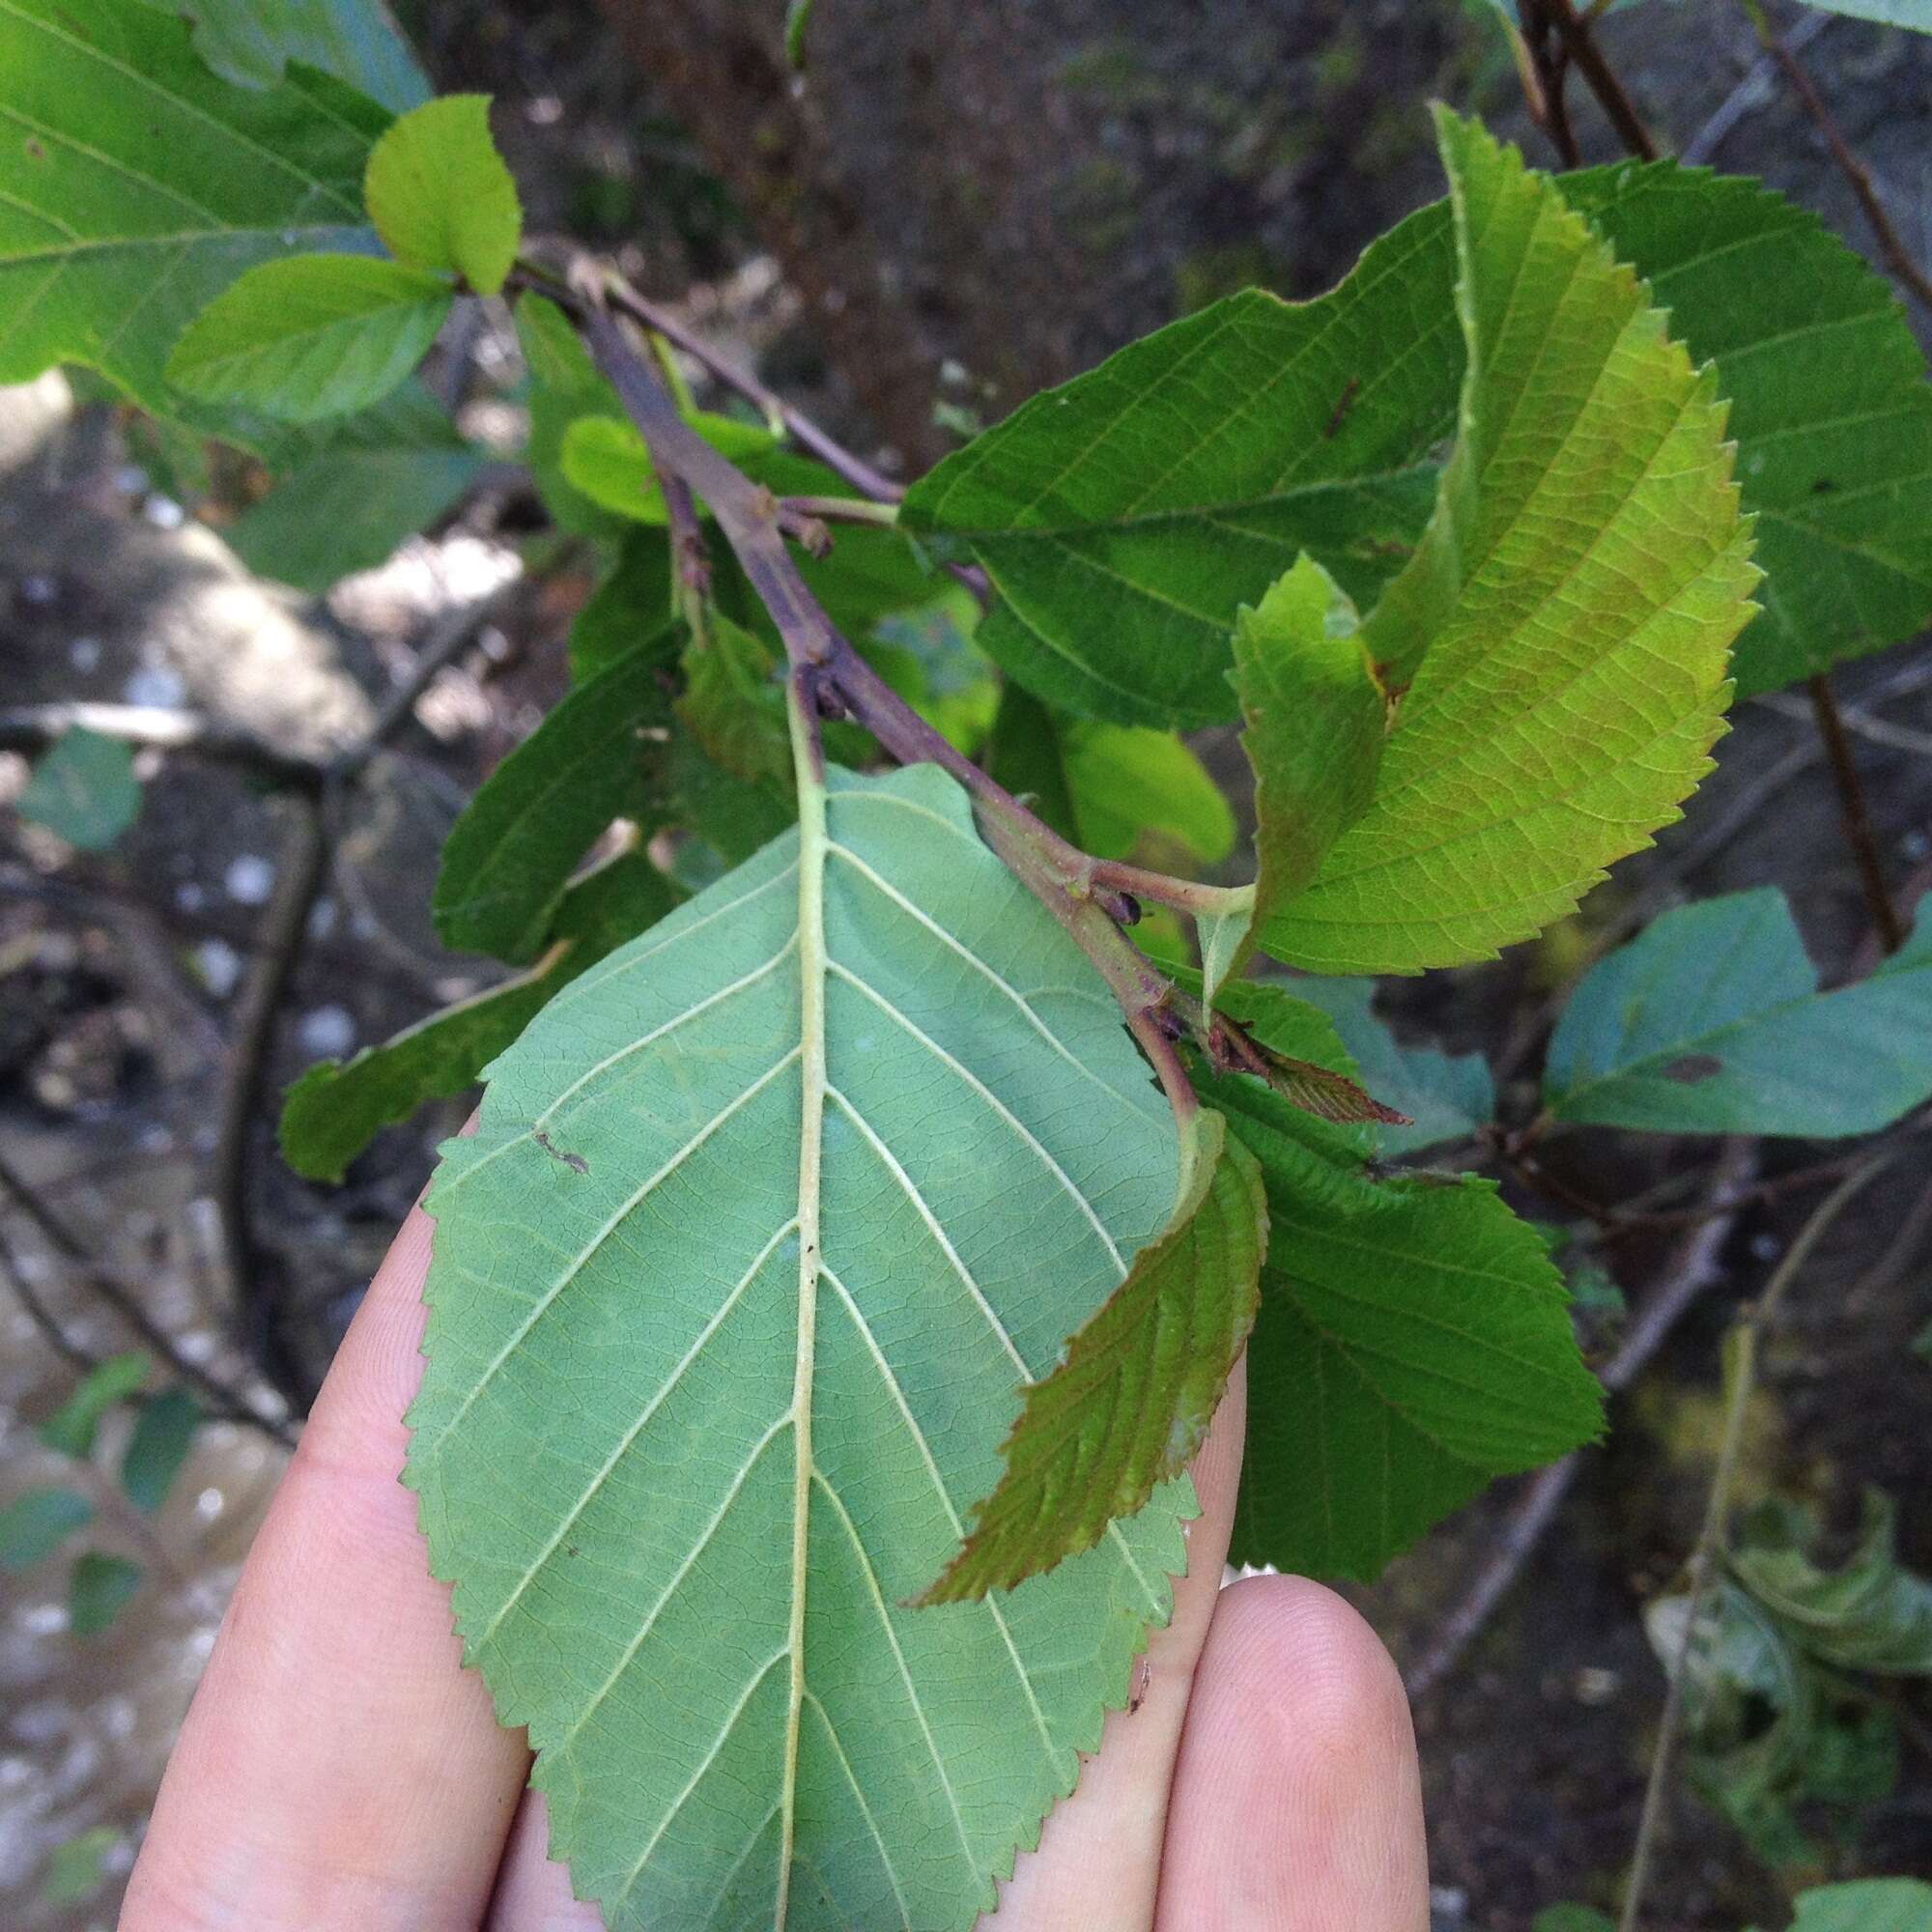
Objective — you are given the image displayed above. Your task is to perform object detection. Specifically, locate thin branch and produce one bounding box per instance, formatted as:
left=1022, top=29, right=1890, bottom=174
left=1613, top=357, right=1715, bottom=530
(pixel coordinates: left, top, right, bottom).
left=0, top=702, right=325, bottom=791
left=1406, top=1139, right=1757, bottom=1700
left=1520, top=2, right=1583, bottom=168
left=1682, top=8, right=1831, bottom=165
left=1808, top=671, right=1907, bottom=952
left=0, top=1220, right=102, bottom=1374
left=1536, top=0, right=1659, bottom=157
left=1746, top=0, right=1932, bottom=318
left=0, top=1150, right=295, bottom=1445
left=1618, top=1150, right=1898, bottom=1932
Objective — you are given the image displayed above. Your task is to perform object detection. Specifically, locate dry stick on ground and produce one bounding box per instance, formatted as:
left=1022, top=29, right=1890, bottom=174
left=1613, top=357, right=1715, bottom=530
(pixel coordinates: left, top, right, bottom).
left=1617, top=1149, right=1900, bottom=1932
left=206, top=578, right=523, bottom=1406
left=0, top=1149, right=296, bottom=1446
left=1404, top=1137, right=1758, bottom=1701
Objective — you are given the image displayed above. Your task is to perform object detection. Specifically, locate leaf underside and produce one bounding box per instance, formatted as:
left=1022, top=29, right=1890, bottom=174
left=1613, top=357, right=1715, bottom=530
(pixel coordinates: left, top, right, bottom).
left=412, top=763, right=1191, bottom=1931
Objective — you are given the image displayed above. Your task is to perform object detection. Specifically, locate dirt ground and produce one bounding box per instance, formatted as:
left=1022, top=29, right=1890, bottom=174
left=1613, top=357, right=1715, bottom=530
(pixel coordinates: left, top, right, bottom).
left=4, top=4, right=1932, bottom=1927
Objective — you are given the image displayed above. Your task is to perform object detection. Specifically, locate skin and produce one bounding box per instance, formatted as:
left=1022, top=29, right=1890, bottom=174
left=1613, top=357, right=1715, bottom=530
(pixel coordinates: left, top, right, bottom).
left=122, top=1191, right=1430, bottom=1931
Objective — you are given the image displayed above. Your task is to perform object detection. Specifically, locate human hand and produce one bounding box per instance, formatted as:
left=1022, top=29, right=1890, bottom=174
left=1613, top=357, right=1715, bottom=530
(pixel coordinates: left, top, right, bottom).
left=122, top=1192, right=1429, bottom=1931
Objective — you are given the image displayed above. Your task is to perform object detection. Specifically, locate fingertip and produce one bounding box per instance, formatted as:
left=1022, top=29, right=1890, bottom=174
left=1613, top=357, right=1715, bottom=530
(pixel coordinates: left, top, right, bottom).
left=1155, top=1576, right=1428, bottom=1932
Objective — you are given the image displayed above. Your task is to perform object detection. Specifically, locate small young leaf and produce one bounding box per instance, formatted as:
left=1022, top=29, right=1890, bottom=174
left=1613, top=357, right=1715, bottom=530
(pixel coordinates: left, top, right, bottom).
left=920, top=1109, right=1266, bottom=1601
left=1221, top=554, right=1384, bottom=996
left=68, top=1550, right=143, bottom=1636
left=1545, top=888, right=1932, bottom=1136
left=0, top=1487, right=95, bottom=1572
left=119, top=1387, right=202, bottom=1515
left=41, top=1824, right=121, bottom=1907
left=560, top=412, right=777, bottom=524
left=363, top=94, right=521, bottom=296
left=1288, top=977, right=1494, bottom=1157
left=432, top=630, right=681, bottom=962
left=1256, top=112, right=1755, bottom=974
left=39, top=1351, right=151, bottom=1459
left=282, top=849, right=684, bottom=1180
left=14, top=727, right=142, bottom=851
left=166, top=254, right=453, bottom=420
left=983, top=684, right=1234, bottom=867
left=1732, top=1489, right=1932, bottom=1676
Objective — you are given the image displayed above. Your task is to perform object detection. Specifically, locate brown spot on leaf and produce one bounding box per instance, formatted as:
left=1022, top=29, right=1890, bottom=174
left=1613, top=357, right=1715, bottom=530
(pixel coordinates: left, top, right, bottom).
left=1322, top=375, right=1362, bottom=439
left=24, top=137, right=45, bottom=161
left=1663, top=1053, right=1724, bottom=1084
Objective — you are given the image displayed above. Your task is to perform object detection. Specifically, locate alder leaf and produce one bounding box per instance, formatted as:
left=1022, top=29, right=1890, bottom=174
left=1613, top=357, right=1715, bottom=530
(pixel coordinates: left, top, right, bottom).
left=39, top=1351, right=150, bottom=1458
left=1544, top=888, right=1932, bottom=1136
left=1219, top=554, right=1384, bottom=997
left=570, top=530, right=675, bottom=683
left=432, top=631, right=681, bottom=963
left=898, top=207, right=1462, bottom=727
left=133, top=0, right=429, bottom=112
left=363, top=94, right=520, bottom=296
left=413, top=764, right=1192, bottom=1928
left=1190, top=1014, right=1601, bottom=1580
left=281, top=850, right=684, bottom=1181
left=560, top=412, right=781, bottom=523
left=225, top=382, right=482, bottom=590
left=1764, top=1879, right=1932, bottom=1932
left=983, top=684, right=1235, bottom=868
left=166, top=254, right=451, bottom=419
left=0, top=1487, right=94, bottom=1571
left=68, top=1550, right=142, bottom=1635
left=1561, top=160, right=1932, bottom=696
left=120, top=1387, right=200, bottom=1514
left=1255, top=112, right=1756, bottom=975
left=920, top=1108, right=1265, bottom=1602
left=0, top=0, right=388, bottom=456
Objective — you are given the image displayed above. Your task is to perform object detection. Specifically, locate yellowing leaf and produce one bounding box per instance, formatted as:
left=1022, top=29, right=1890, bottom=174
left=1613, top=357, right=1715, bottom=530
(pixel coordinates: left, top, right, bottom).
left=1257, top=113, right=1757, bottom=974
left=364, top=94, right=521, bottom=296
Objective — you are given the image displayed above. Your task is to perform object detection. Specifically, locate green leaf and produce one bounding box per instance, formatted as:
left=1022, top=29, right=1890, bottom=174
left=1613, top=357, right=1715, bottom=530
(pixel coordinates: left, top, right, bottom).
left=1255, top=114, right=1755, bottom=976
left=675, top=613, right=794, bottom=788
left=411, top=762, right=1191, bottom=1929
left=1221, top=554, right=1384, bottom=995
left=1560, top=160, right=1932, bottom=696
left=282, top=848, right=684, bottom=1180
left=571, top=531, right=675, bottom=683
left=39, top=1351, right=150, bottom=1458
left=363, top=94, right=521, bottom=297
left=1791, top=0, right=1931, bottom=27
left=68, top=1550, right=142, bottom=1635
left=518, top=296, right=630, bottom=536
left=226, top=381, right=481, bottom=590
left=1286, top=977, right=1494, bottom=1157
left=899, top=205, right=1461, bottom=727
left=1545, top=888, right=1932, bottom=1136
left=1196, top=1024, right=1600, bottom=1577
left=1532, top=1910, right=1617, bottom=1932
left=1770, top=1879, right=1932, bottom=1932
left=134, top=0, right=429, bottom=112
left=1733, top=1489, right=1932, bottom=1675
left=166, top=253, right=452, bottom=420
left=921, top=1109, right=1265, bottom=1601
left=0, top=1486, right=95, bottom=1571
left=14, top=726, right=142, bottom=850
left=983, top=684, right=1235, bottom=868
left=119, top=1387, right=201, bottom=1514
left=0, top=0, right=389, bottom=457
left=41, top=1825, right=121, bottom=1907
left=560, top=412, right=778, bottom=524
left=432, top=632, right=681, bottom=963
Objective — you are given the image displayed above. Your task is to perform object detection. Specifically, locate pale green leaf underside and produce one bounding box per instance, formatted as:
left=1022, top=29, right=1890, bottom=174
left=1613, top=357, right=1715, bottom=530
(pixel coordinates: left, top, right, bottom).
left=1791, top=0, right=1930, bottom=27
left=0, top=0, right=388, bottom=461
left=1258, top=114, right=1756, bottom=975
left=1545, top=887, right=1932, bottom=1135
left=411, top=763, right=1190, bottom=1931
